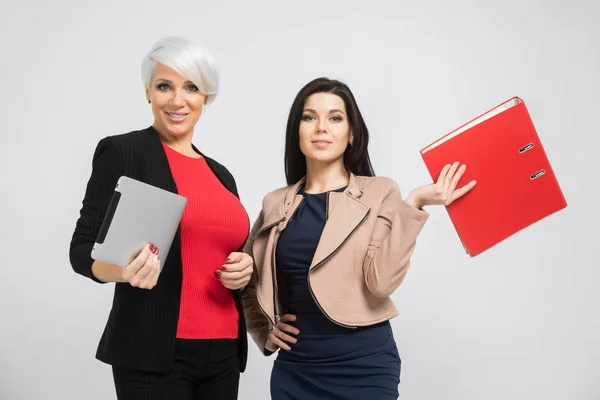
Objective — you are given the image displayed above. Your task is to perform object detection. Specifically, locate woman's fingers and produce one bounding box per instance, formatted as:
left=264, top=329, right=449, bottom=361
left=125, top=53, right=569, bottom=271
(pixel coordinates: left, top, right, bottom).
left=444, top=162, right=460, bottom=188
left=223, top=252, right=245, bottom=264
left=219, top=276, right=250, bottom=290
left=143, top=268, right=160, bottom=290
left=218, top=267, right=252, bottom=289
left=410, top=162, right=474, bottom=208
left=130, top=257, right=154, bottom=287
left=273, top=314, right=299, bottom=348
left=436, top=163, right=452, bottom=185
left=265, top=314, right=299, bottom=352
left=219, top=268, right=252, bottom=281
left=279, top=314, right=297, bottom=323
left=268, top=331, right=291, bottom=351
left=124, top=244, right=160, bottom=290
left=450, top=180, right=477, bottom=203
left=221, top=253, right=252, bottom=270
left=278, top=322, right=300, bottom=336
left=448, top=164, right=467, bottom=194
left=122, top=244, right=153, bottom=281
left=137, top=255, right=160, bottom=289
left=217, top=255, right=253, bottom=290
left=273, top=327, right=298, bottom=344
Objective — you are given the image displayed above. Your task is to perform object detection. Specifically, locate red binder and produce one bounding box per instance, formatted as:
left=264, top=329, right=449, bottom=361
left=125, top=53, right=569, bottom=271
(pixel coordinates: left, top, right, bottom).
left=420, top=97, right=567, bottom=256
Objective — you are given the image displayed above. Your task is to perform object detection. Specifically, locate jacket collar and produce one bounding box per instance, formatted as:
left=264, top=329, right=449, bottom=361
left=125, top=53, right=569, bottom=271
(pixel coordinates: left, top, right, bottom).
left=261, top=173, right=371, bottom=270
left=283, top=173, right=363, bottom=207
left=262, top=173, right=367, bottom=231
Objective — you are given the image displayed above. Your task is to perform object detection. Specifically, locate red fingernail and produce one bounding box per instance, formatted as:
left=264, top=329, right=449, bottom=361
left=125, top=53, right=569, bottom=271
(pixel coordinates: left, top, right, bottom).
left=154, top=247, right=160, bottom=255
left=219, top=266, right=227, bottom=271
left=149, top=244, right=156, bottom=252
left=214, top=271, right=221, bottom=278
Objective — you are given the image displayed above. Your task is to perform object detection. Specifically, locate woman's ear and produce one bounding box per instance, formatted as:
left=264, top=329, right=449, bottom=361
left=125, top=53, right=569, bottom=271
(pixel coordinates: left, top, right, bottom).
left=145, top=88, right=151, bottom=104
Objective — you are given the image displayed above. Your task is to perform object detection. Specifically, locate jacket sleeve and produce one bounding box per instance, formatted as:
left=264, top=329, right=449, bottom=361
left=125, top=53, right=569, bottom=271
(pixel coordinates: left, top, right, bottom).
left=242, top=210, right=276, bottom=356
left=69, top=137, right=123, bottom=283
left=363, top=179, right=429, bottom=298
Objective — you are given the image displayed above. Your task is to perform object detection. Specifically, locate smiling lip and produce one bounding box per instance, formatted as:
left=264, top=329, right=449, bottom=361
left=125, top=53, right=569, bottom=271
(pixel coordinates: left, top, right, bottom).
left=166, top=112, right=189, bottom=122
left=312, top=140, right=332, bottom=144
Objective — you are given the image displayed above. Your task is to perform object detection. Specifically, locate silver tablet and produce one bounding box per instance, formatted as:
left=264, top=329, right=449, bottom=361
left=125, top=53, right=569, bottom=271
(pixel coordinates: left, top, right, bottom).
left=91, top=176, right=187, bottom=270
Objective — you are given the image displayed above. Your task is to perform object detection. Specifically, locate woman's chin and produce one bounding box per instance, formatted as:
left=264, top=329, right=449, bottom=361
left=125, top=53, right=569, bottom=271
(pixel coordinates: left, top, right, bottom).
left=157, top=122, right=192, bottom=138
left=305, top=154, right=343, bottom=165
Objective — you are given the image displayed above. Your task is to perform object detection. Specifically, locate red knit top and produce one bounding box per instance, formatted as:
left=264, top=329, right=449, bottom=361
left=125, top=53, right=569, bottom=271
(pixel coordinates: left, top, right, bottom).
left=163, top=144, right=249, bottom=339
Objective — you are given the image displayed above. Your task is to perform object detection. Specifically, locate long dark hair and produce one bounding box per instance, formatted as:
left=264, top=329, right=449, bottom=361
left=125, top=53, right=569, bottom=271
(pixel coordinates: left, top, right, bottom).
left=284, top=77, right=375, bottom=185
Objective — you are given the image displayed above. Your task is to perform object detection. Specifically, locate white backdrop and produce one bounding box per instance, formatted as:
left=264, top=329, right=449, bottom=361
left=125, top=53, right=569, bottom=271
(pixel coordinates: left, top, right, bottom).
left=1, top=0, right=598, bottom=399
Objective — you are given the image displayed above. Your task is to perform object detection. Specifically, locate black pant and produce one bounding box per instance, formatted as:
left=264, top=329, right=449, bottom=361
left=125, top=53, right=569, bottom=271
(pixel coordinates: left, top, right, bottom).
left=112, top=338, right=240, bottom=400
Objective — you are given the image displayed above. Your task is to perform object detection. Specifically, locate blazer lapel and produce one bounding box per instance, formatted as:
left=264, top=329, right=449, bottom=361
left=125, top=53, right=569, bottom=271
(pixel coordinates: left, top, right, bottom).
left=193, top=144, right=239, bottom=198
left=309, top=175, right=370, bottom=270
left=260, top=178, right=306, bottom=233
left=142, top=127, right=178, bottom=194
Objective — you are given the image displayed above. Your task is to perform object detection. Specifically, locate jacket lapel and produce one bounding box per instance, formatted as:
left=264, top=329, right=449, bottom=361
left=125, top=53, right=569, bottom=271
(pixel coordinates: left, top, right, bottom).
left=141, top=127, right=179, bottom=194
left=309, top=175, right=370, bottom=270
left=261, top=202, right=286, bottom=232
left=193, top=145, right=239, bottom=198
left=260, top=178, right=306, bottom=232
left=255, top=174, right=370, bottom=269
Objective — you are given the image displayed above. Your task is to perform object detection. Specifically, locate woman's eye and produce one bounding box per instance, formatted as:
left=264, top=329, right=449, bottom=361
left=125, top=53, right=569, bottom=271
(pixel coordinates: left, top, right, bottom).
left=331, top=116, right=342, bottom=122
left=301, top=115, right=315, bottom=121
left=157, top=83, right=170, bottom=91
left=186, top=85, right=199, bottom=92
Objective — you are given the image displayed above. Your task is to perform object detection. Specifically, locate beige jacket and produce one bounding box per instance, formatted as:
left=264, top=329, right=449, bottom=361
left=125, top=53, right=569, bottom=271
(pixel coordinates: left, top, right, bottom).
left=242, top=174, right=429, bottom=354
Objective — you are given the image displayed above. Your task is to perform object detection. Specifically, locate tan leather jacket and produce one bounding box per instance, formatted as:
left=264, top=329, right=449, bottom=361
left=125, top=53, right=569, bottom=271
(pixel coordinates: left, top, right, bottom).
left=242, top=174, right=429, bottom=354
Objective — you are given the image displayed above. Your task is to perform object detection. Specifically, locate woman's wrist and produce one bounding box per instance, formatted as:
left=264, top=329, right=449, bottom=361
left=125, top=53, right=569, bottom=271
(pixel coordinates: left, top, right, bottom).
left=405, top=191, right=423, bottom=210
left=92, top=260, right=126, bottom=283
left=265, top=338, right=278, bottom=352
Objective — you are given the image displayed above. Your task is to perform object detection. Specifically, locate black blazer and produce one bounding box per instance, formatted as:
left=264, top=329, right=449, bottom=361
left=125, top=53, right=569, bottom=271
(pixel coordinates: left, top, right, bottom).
left=70, top=126, right=248, bottom=373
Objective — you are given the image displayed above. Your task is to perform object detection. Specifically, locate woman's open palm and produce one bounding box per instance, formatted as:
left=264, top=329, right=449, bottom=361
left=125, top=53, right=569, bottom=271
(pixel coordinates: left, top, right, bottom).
left=411, top=162, right=476, bottom=207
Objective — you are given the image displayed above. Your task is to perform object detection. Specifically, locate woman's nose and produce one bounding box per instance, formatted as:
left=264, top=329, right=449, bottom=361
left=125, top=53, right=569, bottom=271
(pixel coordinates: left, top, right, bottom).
left=169, top=90, right=185, bottom=107
left=316, top=120, right=327, bottom=133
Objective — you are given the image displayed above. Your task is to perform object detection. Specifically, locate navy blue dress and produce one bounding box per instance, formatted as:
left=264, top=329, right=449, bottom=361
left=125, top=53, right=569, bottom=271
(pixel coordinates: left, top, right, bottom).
left=271, top=187, right=401, bottom=400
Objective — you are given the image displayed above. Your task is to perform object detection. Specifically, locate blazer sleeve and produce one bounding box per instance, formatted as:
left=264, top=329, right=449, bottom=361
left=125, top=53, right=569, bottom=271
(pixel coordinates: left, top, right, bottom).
left=69, top=137, right=123, bottom=283
left=241, top=210, right=276, bottom=356
left=363, top=179, right=429, bottom=298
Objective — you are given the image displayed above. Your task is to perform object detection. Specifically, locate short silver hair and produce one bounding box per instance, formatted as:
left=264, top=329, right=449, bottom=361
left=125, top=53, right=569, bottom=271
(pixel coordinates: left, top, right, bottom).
left=141, top=36, right=219, bottom=105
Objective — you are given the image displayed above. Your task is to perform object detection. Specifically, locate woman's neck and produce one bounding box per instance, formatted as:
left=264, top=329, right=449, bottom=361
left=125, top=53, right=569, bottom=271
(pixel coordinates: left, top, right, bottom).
left=304, top=159, right=349, bottom=194
left=153, top=124, right=198, bottom=157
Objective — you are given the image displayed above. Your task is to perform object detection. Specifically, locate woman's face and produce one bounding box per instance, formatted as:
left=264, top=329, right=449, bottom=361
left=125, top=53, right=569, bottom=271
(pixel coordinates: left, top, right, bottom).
left=299, top=92, right=353, bottom=165
left=146, top=63, right=207, bottom=139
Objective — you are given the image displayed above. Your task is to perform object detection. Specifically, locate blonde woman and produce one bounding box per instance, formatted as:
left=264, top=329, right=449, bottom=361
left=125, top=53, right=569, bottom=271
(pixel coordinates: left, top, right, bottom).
left=70, top=37, right=253, bottom=399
